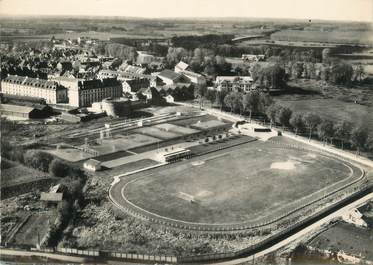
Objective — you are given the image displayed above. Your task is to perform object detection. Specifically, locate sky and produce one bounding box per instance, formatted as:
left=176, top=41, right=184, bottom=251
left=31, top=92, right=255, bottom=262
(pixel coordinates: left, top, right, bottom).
left=0, top=0, right=372, bottom=22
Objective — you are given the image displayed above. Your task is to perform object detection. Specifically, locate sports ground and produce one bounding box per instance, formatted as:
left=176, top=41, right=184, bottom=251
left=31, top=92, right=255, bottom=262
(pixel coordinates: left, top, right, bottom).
left=111, top=139, right=364, bottom=230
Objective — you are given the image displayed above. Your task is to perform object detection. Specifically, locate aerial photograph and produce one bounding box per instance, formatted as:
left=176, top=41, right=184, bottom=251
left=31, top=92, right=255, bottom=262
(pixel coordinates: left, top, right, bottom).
left=0, top=0, right=372, bottom=264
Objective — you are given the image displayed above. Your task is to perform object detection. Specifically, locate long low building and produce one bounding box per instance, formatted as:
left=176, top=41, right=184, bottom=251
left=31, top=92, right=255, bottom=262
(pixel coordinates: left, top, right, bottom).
left=1, top=75, right=68, bottom=104
left=0, top=103, right=53, bottom=119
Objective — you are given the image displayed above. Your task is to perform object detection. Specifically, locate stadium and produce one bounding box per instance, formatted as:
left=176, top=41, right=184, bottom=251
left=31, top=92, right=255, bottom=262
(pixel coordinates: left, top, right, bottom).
left=109, top=137, right=365, bottom=233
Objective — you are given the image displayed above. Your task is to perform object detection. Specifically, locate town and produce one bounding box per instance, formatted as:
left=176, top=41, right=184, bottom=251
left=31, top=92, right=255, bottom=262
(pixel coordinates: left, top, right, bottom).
left=1, top=2, right=373, bottom=265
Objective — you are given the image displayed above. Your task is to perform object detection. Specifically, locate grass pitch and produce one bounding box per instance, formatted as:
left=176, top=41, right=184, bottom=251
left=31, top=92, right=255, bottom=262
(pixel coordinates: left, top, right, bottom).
left=123, top=140, right=361, bottom=225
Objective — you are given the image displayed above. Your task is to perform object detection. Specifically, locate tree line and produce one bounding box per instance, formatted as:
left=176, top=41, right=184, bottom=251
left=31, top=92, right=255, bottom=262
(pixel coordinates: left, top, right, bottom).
left=198, top=89, right=372, bottom=154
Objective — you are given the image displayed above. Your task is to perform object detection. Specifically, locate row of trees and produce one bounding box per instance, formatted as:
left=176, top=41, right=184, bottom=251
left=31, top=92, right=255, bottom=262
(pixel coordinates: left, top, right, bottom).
left=198, top=89, right=371, bottom=154
left=282, top=60, right=365, bottom=85
left=265, top=103, right=371, bottom=154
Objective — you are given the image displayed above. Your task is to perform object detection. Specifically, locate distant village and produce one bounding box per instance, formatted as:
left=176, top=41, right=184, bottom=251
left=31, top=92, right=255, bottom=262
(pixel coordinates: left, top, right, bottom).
left=0, top=36, right=264, bottom=122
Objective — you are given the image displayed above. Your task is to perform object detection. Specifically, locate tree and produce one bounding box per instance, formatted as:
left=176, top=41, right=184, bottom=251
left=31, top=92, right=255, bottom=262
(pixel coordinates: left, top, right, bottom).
left=303, top=112, right=321, bottom=141
left=276, top=106, right=292, bottom=130
left=290, top=114, right=304, bottom=136
left=242, top=91, right=260, bottom=122
left=334, top=120, right=352, bottom=150
left=23, top=150, right=54, bottom=172
left=259, top=93, right=274, bottom=113
left=266, top=104, right=279, bottom=128
left=195, top=84, right=207, bottom=109
left=322, top=48, right=331, bottom=63
left=317, top=120, right=334, bottom=145
left=205, top=89, right=216, bottom=105
left=350, top=126, right=369, bottom=155
left=352, top=64, right=365, bottom=82
left=330, top=62, right=353, bottom=85
left=224, top=92, right=241, bottom=112
left=214, top=88, right=228, bottom=111
left=49, top=159, right=69, bottom=178
left=224, top=93, right=234, bottom=112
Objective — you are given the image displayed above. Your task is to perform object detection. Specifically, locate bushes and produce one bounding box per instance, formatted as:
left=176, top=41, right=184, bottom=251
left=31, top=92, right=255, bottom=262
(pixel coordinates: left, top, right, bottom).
left=23, top=150, right=54, bottom=172
left=49, top=159, right=70, bottom=178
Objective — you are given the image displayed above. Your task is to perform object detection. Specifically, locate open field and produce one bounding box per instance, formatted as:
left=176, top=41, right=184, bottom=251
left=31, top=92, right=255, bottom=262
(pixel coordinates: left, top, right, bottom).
left=277, top=98, right=373, bottom=137
left=1, top=160, right=49, bottom=187
left=114, top=139, right=362, bottom=229
left=271, top=30, right=373, bottom=45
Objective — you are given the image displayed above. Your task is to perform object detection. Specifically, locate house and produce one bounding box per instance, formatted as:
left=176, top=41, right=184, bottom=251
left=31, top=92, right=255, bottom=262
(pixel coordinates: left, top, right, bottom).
left=241, top=54, right=265, bottom=62
left=121, top=78, right=150, bottom=93
left=97, top=70, right=119, bottom=79
left=40, top=185, right=64, bottom=206
left=157, top=69, right=189, bottom=85
left=180, top=70, right=206, bottom=86
left=84, top=159, right=102, bottom=172
left=56, top=61, right=73, bottom=72
left=136, top=51, right=155, bottom=65
left=40, top=192, right=63, bottom=203
left=215, top=76, right=254, bottom=93
left=119, top=63, right=146, bottom=76
left=174, top=61, right=189, bottom=73
left=164, top=94, right=174, bottom=103
left=138, top=87, right=153, bottom=100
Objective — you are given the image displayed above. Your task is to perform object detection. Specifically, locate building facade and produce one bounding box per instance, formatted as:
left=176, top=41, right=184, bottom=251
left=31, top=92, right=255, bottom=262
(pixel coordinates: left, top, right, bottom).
left=52, top=77, right=122, bottom=107
left=215, top=76, right=254, bottom=93
left=1, top=75, right=68, bottom=104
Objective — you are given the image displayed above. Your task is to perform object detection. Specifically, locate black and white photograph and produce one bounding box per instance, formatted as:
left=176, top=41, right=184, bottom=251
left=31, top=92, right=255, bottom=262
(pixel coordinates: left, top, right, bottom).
left=0, top=0, right=372, bottom=264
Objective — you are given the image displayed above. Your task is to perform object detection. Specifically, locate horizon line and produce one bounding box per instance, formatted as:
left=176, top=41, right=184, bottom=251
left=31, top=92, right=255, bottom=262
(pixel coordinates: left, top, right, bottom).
left=0, top=13, right=371, bottom=23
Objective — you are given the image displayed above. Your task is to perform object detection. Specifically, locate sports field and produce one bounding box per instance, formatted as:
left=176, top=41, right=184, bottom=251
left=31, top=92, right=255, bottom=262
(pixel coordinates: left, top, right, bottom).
left=117, top=141, right=362, bottom=228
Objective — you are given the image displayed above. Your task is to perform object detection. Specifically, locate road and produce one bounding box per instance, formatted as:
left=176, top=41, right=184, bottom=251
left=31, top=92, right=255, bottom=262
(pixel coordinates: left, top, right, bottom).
left=213, top=192, right=373, bottom=265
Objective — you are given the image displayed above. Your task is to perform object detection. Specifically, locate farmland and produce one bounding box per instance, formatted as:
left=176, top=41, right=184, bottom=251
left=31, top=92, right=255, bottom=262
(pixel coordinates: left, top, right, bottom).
left=271, top=30, right=373, bottom=46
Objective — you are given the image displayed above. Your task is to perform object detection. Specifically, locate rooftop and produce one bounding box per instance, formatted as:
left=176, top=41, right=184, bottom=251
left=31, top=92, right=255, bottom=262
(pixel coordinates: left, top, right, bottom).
left=2, top=75, right=65, bottom=90
left=158, top=69, right=183, bottom=81
left=0, top=103, right=38, bottom=114
left=175, top=61, right=189, bottom=71
left=40, top=192, right=63, bottom=202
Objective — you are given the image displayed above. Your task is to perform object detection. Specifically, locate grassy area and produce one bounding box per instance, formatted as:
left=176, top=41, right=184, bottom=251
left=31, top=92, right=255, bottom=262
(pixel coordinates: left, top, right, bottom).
left=123, top=140, right=357, bottom=224
left=271, top=30, right=373, bottom=45
left=276, top=79, right=373, bottom=137
left=1, top=160, right=50, bottom=187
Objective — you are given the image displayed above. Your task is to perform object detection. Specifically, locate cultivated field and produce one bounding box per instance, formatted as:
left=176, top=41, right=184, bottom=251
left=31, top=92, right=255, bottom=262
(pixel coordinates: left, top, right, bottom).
left=11, top=212, right=55, bottom=247
left=116, top=140, right=362, bottom=229
left=271, top=30, right=373, bottom=45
